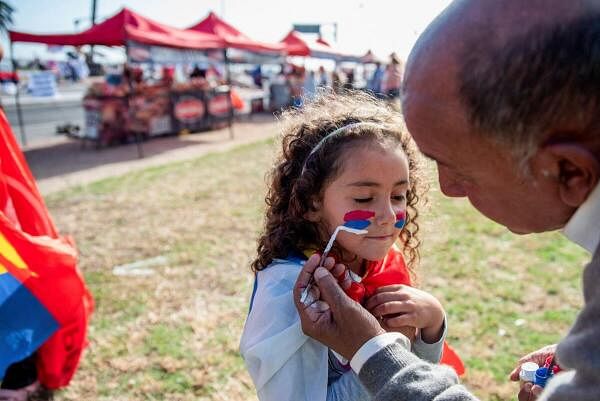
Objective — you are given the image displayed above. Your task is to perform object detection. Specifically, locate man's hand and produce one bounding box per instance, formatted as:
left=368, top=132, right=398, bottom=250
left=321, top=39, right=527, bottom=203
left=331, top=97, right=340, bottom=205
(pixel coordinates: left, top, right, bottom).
left=293, top=254, right=385, bottom=361
left=518, top=382, right=544, bottom=401
left=509, top=344, right=557, bottom=381
left=510, top=344, right=556, bottom=401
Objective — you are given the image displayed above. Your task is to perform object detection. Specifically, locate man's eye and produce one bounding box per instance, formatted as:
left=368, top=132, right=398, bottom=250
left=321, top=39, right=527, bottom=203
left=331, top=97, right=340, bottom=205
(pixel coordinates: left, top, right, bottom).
left=354, top=198, right=373, bottom=203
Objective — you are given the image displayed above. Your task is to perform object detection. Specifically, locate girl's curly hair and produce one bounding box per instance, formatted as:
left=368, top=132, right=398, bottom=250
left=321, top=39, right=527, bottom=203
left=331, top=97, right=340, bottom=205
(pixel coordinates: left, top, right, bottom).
left=252, top=91, right=425, bottom=275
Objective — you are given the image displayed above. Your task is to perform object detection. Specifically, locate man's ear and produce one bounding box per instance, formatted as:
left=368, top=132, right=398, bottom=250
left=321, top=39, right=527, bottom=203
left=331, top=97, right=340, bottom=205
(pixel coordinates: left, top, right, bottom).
left=304, top=199, right=321, bottom=222
left=534, top=143, right=600, bottom=207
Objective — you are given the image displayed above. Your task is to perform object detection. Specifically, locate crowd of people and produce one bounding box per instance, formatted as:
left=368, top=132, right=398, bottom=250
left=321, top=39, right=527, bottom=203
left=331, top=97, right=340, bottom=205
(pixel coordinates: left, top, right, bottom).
left=266, top=52, right=405, bottom=111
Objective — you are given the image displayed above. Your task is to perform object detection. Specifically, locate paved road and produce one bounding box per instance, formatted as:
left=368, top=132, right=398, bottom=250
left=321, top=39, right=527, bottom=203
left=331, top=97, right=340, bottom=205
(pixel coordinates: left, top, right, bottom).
left=2, top=83, right=86, bottom=147
left=1, top=83, right=265, bottom=148
left=4, top=100, right=83, bottom=146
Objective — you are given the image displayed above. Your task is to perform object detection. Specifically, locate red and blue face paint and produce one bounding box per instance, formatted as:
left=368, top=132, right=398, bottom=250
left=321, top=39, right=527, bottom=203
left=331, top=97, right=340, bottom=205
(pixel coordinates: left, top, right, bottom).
left=343, top=210, right=406, bottom=229
left=343, top=210, right=375, bottom=230
left=395, top=211, right=406, bottom=229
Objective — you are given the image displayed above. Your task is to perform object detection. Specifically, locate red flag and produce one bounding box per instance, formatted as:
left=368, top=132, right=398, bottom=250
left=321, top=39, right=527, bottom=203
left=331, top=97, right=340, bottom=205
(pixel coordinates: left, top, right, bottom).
left=0, top=109, right=93, bottom=389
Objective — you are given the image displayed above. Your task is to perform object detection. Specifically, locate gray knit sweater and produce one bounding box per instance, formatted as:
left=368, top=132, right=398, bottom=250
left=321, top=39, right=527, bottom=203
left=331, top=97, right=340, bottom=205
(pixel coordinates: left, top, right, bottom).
left=358, top=243, right=600, bottom=401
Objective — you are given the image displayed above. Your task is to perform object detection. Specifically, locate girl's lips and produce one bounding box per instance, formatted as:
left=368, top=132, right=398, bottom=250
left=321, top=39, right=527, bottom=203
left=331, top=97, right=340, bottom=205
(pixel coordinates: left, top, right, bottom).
left=365, top=234, right=393, bottom=240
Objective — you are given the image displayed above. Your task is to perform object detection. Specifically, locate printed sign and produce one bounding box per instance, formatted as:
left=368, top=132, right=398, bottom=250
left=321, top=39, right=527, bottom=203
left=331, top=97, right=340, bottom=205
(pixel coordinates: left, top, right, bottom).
left=207, top=94, right=230, bottom=117
left=174, top=97, right=206, bottom=121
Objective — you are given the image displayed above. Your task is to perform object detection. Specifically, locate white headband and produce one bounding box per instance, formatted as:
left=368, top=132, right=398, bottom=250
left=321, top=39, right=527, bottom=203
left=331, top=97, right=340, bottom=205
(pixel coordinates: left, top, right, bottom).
left=301, top=122, right=386, bottom=173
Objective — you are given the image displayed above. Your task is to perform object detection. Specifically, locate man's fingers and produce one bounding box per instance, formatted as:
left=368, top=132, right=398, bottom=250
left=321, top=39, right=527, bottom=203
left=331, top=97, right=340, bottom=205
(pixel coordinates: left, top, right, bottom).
left=330, top=263, right=346, bottom=278
left=313, top=267, right=350, bottom=312
left=339, top=270, right=352, bottom=290
left=517, top=383, right=544, bottom=401
left=531, top=385, right=543, bottom=397
left=517, top=345, right=555, bottom=363
left=310, top=300, right=330, bottom=312
left=296, top=254, right=321, bottom=289
left=294, top=254, right=322, bottom=310
left=331, top=267, right=352, bottom=290
left=322, top=256, right=336, bottom=269
left=509, top=366, right=521, bottom=381
left=301, top=300, right=331, bottom=323
left=518, top=383, right=533, bottom=401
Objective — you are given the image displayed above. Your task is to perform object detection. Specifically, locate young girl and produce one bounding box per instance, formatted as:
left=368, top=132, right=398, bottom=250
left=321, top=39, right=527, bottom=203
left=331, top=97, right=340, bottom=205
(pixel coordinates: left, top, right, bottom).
left=240, top=92, right=457, bottom=401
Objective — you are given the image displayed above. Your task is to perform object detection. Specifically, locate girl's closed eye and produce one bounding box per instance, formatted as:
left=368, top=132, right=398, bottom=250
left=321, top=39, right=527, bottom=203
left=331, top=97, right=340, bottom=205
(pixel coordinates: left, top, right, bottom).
left=392, top=194, right=406, bottom=202
left=354, top=197, right=373, bottom=203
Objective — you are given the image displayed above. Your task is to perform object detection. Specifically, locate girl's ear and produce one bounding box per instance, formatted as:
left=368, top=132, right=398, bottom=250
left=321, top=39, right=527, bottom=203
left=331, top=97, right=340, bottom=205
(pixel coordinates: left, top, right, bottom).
left=304, top=199, right=322, bottom=222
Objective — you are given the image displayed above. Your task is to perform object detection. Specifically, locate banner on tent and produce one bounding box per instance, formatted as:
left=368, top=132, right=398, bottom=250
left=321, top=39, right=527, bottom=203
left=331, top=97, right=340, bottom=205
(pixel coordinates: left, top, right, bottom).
left=127, top=41, right=224, bottom=64
left=127, top=41, right=284, bottom=65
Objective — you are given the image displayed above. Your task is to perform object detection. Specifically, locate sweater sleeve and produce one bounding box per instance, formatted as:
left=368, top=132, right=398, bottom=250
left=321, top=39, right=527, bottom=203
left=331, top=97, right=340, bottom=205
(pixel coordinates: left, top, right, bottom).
left=358, top=342, right=479, bottom=401
left=412, top=316, right=447, bottom=363
left=539, top=246, right=600, bottom=401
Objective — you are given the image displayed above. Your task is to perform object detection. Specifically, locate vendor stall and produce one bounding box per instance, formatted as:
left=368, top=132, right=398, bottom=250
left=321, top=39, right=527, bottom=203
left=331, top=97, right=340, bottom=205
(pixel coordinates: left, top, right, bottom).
left=8, top=8, right=238, bottom=149
left=80, top=80, right=238, bottom=146
left=9, top=8, right=287, bottom=149
left=185, top=12, right=285, bottom=118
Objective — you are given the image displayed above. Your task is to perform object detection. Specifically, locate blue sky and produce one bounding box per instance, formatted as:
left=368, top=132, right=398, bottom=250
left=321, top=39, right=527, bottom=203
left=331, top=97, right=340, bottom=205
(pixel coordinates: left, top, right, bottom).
left=5, top=0, right=452, bottom=62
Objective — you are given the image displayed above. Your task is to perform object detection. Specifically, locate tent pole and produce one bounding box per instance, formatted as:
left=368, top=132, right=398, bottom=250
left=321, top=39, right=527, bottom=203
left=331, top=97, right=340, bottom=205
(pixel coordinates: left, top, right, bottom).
left=223, top=48, right=234, bottom=139
left=90, top=0, right=97, bottom=64
left=10, top=40, right=27, bottom=146
left=125, top=42, right=144, bottom=158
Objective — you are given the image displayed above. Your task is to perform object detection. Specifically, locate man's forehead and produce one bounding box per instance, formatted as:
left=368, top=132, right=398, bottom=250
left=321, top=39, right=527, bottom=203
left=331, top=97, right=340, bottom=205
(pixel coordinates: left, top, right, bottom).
left=402, top=89, right=466, bottom=135
left=402, top=89, right=483, bottom=166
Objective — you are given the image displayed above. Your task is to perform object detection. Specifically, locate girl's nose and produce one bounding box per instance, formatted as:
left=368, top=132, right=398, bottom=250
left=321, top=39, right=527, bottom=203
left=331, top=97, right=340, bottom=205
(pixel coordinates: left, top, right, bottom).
left=375, top=201, right=397, bottom=226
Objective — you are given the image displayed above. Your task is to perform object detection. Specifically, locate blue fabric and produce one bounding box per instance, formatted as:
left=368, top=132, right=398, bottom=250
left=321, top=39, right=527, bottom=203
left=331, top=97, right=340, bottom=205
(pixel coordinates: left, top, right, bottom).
left=0, top=272, right=59, bottom=379
left=248, top=273, right=258, bottom=314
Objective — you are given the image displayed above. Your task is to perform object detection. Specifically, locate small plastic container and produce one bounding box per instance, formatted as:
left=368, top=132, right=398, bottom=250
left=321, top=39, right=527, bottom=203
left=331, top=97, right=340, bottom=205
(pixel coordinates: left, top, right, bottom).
left=519, top=362, right=539, bottom=384
left=535, top=367, right=550, bottom=387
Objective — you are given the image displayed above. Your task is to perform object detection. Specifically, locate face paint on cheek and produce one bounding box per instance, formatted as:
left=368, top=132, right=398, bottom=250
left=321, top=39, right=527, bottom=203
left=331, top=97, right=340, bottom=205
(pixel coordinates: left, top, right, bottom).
left=395, top=211, right=406, bottom=229
left=343, top=210, right=375, bottom=230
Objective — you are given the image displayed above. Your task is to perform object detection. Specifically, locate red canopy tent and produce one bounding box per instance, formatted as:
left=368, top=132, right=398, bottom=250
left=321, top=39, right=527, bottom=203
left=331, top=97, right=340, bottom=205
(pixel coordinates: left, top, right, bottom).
left=280, top=30, right=360, bottom=61
left=186, top=12, right=284, bottom=54
left=8, top=8, right=231, bottom=149
left=9, top=8, right=225, bottom=50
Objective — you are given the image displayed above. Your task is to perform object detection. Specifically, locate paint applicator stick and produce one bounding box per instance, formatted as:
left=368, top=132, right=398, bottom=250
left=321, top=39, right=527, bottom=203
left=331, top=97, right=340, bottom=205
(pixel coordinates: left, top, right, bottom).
left=300, top=225, right=367, bottom=305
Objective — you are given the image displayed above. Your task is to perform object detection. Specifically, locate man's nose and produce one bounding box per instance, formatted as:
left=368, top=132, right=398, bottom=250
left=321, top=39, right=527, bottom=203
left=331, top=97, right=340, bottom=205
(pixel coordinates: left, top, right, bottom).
left=438, top=168, right=467, bottom=198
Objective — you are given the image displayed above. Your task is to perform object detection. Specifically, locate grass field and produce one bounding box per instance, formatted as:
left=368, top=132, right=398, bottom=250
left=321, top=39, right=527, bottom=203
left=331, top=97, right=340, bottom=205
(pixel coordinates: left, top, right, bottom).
left=45, top=138, right=588, bottom=401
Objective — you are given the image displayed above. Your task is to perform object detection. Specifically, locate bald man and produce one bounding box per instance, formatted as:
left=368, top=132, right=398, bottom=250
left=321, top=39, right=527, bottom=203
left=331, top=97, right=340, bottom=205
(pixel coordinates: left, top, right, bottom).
left=293, top=1, right=600, bottom=400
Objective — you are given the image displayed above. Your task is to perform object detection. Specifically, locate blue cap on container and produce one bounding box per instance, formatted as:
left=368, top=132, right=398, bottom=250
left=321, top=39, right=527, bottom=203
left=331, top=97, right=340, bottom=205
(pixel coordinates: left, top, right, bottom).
left=535, top=367, right=550, bottom=387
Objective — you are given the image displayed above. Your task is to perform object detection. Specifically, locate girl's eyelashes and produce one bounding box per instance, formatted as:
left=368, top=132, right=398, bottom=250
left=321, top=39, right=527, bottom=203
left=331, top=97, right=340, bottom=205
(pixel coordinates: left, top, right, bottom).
left=354, top=195, right=406, bottom=203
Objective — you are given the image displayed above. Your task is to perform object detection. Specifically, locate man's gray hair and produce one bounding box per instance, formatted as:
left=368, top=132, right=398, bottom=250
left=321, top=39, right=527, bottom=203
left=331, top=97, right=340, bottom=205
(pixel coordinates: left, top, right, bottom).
left=459, top=13, right=600, bottom=167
